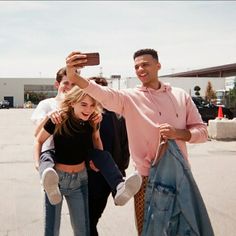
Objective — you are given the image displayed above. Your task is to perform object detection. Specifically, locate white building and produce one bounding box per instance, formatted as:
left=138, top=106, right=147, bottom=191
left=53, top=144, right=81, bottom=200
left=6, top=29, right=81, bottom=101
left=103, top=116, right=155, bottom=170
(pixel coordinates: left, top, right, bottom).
left=125, top=76, right=226, bottom=97
left=0, top=75, right=233, bottom=108
left=0, top=77, right=55, bottom=107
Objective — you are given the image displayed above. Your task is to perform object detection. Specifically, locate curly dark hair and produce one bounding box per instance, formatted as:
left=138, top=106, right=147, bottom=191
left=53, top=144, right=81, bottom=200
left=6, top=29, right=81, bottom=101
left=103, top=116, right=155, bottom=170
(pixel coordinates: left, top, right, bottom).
left=56, top=67, right=67, bottom=83
left=89, top=77, right=108, bottom=87
left=133, top=49, right=159, bottom=61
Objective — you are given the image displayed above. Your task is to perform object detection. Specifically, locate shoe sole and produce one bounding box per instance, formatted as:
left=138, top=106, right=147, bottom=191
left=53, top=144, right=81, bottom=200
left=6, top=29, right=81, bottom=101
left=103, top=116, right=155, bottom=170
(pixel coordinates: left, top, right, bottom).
left=42, top=169, right=62, bottom=205
left=115, top=174, right=142, bottom=206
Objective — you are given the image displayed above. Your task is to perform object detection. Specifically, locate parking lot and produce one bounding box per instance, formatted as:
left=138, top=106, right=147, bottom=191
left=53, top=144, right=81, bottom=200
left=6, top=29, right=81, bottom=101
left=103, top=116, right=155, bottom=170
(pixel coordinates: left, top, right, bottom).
left=0, top=109, right=236, bottom=236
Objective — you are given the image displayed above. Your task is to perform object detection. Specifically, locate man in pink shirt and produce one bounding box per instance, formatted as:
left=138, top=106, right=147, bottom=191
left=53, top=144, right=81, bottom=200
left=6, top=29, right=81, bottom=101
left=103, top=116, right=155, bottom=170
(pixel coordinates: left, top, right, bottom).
left=65, top=48, right=208, bottom=235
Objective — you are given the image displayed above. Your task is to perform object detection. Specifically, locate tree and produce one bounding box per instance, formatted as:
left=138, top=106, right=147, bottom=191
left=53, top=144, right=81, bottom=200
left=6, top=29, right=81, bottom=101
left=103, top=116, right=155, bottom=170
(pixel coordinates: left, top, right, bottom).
left=24, top=91, right=47, bottom=105
left=194, top=85, right=201, bottom=96
left=205, top=81, right=216, bottom=103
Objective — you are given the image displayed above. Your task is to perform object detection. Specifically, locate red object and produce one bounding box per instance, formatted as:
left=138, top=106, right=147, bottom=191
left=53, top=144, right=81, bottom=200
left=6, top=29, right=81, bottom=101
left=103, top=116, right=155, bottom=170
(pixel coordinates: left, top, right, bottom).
left=217, top=106, right=224, bottom=118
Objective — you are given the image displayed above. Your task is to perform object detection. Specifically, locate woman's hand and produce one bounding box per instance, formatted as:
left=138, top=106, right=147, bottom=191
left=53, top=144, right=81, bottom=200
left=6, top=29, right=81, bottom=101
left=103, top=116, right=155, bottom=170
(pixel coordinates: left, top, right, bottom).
left=90, top=112, right=102, bottom=131
left=89, top=160, right=99, bottom=172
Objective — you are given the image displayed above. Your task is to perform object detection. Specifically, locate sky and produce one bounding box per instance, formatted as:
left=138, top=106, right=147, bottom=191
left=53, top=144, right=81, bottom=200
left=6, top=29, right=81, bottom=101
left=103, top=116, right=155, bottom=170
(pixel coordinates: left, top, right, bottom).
left=0, top=1, right=236, bottom=79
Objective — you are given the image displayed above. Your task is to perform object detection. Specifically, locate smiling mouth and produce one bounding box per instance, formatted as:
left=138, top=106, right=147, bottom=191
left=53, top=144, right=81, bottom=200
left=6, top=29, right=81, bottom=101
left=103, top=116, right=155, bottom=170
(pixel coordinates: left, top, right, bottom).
left=82, top=112, right=90, bottom=117
left=139, top=73, right=147, bottom=77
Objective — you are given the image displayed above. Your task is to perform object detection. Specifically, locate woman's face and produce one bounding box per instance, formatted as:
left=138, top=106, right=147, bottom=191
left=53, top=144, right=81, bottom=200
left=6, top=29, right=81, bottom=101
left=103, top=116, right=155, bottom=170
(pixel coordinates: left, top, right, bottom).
left=72, top=95, right=96, bottom=121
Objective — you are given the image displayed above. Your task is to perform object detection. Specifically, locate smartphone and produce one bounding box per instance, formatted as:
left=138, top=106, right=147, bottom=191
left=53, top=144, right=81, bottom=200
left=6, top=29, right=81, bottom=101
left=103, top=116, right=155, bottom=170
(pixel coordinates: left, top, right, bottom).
left=82, top=52, right=100, bottom=66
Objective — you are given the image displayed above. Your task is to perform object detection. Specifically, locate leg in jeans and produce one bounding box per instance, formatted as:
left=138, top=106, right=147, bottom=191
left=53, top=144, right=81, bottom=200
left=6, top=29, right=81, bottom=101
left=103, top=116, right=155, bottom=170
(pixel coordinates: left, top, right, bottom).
left=39, top=149, right=56, bottom=178
left=88, top=170, right=111, bottom=236
left=44, top=194, right=61, bottom=236
left=57, top=169, right=90, bottom=236
left=40, top=150, right=58, bottom=235
left=89, top=149, right=124, bottom=192
left=39, top=149, right=61, bottom=205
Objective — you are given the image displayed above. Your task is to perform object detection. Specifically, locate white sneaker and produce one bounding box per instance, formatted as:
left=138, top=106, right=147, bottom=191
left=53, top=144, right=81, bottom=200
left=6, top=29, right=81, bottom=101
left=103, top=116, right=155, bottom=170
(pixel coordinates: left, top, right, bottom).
left=114, top=172, right=142, bottom=206
left=42, top=168, right=62, bottom=205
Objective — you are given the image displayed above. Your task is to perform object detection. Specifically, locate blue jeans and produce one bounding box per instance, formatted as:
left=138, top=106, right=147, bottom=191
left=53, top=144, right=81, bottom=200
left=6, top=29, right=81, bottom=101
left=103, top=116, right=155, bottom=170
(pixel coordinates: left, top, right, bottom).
left=45, top=168, right=90, bottom=236
left=42, top=149, right=123, bottom=235
left=39, top=149, right=55, bottom=178
left=44, top=194, right=57, bottom=236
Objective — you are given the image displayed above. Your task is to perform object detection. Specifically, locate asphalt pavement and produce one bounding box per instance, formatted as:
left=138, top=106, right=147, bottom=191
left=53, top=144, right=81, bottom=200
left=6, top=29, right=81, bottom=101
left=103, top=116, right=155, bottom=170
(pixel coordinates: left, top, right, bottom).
left=0, top=109, right=235, bottom=236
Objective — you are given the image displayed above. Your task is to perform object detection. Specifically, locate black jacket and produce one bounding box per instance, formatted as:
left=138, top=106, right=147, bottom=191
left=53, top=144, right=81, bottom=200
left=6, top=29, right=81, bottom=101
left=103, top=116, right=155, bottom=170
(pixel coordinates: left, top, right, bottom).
left=101, top=110, right=130, bottom=176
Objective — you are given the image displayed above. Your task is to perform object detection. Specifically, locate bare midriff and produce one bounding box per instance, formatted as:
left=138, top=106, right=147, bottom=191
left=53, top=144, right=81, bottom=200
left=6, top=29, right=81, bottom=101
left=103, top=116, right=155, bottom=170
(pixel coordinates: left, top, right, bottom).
left=55, top=162, right=86, bottom=173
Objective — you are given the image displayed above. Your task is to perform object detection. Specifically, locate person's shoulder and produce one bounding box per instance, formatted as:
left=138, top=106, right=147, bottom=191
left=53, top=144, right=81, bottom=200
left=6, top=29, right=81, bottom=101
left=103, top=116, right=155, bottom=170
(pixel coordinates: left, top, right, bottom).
left=169, top=86, right=192, bottom=102
left=31, top=97, right=57, bottom=121
left=38, top=97, right=56, bottom=105
left=36, top=97, right=57, bottom=108
left=171, top=86, right=186, bottom=93
left=166, top=82, right=187, bottom=94
left=122, top=87, right=140, bottom=95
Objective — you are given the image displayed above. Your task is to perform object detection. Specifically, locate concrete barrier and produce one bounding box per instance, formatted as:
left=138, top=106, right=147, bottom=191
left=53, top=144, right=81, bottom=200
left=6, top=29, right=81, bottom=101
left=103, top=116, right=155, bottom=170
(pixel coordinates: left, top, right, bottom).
left=208, top=118, right=236, bottom=140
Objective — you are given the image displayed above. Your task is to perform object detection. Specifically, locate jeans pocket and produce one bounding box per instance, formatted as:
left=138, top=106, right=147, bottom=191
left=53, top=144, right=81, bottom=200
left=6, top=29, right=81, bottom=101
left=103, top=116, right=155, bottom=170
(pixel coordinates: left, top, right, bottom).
left=153, top=183, right=175, bottom=211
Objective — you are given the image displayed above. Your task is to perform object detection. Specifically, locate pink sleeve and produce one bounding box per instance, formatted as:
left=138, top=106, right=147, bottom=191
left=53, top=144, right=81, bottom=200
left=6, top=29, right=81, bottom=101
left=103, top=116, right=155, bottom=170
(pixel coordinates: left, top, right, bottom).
left=84, top=81, right=126, bottom=115
left=189, top=124, right=208, bottom=143
left=186, top=96, right=208, bottom=143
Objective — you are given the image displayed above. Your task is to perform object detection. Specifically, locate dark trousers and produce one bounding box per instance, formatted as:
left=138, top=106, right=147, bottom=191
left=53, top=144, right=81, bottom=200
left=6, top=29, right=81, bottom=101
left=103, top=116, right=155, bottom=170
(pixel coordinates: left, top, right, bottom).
left=89, top=149, right=123, bottom=192
left=88, top=149, right=124, bottom=236
left=88, top=171, right=111, bottom=236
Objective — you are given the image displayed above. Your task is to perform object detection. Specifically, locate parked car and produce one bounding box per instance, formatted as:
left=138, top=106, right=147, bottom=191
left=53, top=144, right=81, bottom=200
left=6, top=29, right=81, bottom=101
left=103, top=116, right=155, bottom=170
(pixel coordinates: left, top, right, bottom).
left=191, top=97, right=234, bottom=123
left=0, top=100, right=10, bottom=109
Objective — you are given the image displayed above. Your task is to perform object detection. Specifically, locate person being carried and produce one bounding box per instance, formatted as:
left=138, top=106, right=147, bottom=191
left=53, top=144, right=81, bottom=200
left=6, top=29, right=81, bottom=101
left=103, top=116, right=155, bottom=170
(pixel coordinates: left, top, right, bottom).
left=31, top=67, right=77, bottom=235
left=34, top=85, right=142, bottom=235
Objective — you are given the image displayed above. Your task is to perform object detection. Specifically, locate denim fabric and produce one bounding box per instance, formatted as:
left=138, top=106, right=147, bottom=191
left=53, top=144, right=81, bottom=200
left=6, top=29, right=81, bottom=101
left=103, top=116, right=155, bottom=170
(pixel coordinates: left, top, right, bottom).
left=142, top=140, right=214, bottom=236
left=44, top=194, right=58, bottom=236
left=39, top=149, right=56, bottom=178
left=40, top=149, right=57, bottom=235
left=53, top=169, right=90, bottom=236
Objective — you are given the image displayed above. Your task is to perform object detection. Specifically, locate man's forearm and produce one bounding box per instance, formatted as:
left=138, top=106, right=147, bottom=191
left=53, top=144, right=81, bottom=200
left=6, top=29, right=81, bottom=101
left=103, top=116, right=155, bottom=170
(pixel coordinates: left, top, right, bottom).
left=175, top=129, right=191, bottom=141
left=71, top=72, right=89, bottom=89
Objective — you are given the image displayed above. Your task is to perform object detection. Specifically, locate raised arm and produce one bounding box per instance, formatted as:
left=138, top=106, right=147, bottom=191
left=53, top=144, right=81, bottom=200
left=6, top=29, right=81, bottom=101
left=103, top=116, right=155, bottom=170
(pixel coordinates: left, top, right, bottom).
left=66, top=51, right=90, bottom=88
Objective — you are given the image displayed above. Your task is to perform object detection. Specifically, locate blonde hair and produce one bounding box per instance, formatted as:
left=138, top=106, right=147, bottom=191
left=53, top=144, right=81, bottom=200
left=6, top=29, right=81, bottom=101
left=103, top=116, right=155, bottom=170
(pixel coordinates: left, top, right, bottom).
left=54, top=85, right=101, bottom=136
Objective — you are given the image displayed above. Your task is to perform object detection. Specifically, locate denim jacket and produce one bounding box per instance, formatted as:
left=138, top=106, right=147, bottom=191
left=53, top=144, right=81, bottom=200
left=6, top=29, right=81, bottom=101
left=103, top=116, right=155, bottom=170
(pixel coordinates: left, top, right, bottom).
left=142, top=140, right=214, bottom=236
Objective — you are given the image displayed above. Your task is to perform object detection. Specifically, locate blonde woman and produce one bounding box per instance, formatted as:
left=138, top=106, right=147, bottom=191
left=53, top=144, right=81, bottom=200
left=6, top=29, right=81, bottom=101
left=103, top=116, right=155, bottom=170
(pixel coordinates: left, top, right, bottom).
left=34, top=86, right=142, bottom=236
left=34, top=86, right=102, bottom=235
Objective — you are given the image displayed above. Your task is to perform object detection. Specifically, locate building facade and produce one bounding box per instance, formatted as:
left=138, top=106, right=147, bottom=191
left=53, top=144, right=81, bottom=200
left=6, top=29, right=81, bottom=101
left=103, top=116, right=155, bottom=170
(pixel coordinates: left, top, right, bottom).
left=0, top=77, right=55, bottom=107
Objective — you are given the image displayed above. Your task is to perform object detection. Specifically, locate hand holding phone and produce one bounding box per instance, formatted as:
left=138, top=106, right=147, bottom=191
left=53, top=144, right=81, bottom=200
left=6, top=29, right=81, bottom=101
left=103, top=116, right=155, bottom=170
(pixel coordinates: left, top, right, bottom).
left=80, top=52, right=100, bottom=66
